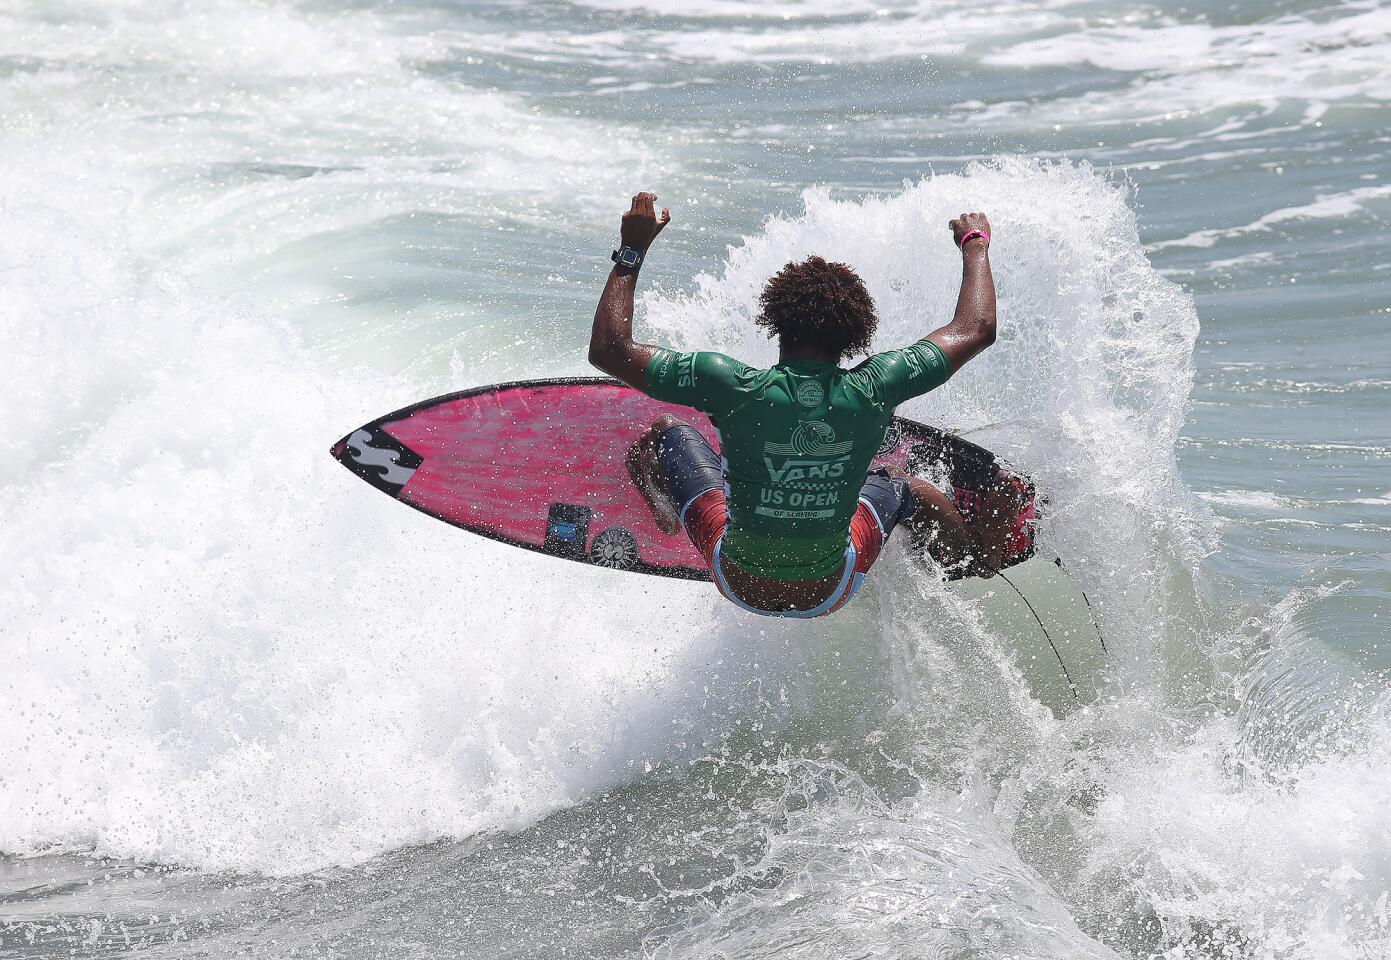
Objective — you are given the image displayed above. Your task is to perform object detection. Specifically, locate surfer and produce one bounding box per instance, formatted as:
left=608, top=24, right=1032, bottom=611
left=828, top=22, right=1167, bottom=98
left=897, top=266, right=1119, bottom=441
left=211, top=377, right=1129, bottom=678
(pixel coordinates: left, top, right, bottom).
left=589, top=192, right=1020, bottom=617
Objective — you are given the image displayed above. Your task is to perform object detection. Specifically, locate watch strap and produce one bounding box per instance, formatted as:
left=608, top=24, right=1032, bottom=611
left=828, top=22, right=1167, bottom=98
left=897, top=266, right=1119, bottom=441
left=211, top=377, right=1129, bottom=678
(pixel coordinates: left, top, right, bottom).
left=611, top=246, right=645, bottom=269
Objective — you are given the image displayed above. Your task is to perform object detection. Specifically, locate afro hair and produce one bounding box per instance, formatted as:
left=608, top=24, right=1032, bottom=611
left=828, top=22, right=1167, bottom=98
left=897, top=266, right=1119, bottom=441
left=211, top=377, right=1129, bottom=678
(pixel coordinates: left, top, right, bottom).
left=755, top=256, right=877, bottom=360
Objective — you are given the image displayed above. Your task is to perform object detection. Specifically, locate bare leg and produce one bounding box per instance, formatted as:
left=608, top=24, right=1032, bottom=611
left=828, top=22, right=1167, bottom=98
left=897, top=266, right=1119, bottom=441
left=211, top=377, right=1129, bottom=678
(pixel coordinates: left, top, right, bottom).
left=625, top=414, right=684, bottom=535
left=892, top=468, right=1022, bottom=578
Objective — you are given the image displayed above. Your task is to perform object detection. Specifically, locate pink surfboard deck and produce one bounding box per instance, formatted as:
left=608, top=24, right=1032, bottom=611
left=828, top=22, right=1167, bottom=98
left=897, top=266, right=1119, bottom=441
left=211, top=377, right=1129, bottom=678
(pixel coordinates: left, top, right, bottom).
left=331, top=378, right=1036, bottom=581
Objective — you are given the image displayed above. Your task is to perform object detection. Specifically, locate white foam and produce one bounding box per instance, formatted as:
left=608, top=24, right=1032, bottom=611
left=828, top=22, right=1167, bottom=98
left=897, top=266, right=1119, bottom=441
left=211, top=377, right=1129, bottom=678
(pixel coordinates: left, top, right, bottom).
left=978, top=5, right=1391, bottom=124
left=571, top=0, right=902, bottom=18
left=1093, top=718, right=1391, bottom=953
left=442, top=0, right=1391, bottom=139
left=1198, top=489, right=1297, bottom=511
left=455, top=0, right=1065, bottom=64
left=1207, top=251, right=1278, bottom=269
left=0, top=142, right=1208, bottom=876
left=5, top=7, right=1388, bottom=957
left=0, top=0, right=693, bottom=876
left=0, top=196, right=733, bottom=872
left=1152, top=184, right=1391, bottom=250
left=644, top=158, right=1209, bottom=669
left=0, top=0, right=665, bottom=271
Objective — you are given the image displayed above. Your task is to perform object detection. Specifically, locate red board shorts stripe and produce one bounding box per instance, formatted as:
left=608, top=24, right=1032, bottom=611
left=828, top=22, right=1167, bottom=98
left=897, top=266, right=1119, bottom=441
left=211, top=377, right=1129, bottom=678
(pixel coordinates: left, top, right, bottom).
left=656, top=423, right=915, bottom=618
left=683, top=489, right=890, bottom=616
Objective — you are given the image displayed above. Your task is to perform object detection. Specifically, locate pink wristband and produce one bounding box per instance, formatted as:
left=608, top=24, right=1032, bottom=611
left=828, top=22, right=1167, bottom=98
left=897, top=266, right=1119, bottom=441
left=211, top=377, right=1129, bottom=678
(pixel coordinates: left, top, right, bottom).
left=957, top=229, right=990, bottom=249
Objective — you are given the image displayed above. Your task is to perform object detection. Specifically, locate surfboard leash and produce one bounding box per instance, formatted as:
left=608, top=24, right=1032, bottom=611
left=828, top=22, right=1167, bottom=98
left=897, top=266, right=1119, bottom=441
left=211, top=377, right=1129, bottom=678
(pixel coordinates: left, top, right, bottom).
left=1053, top=556, right=1108, bottom=653
left=997, top=569, right=1079, bottom=702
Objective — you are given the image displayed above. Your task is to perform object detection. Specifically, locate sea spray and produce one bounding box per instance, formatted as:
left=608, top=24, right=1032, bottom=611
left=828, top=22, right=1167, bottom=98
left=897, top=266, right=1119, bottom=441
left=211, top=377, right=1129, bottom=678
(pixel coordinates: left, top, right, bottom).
left=4, top=0, right=1390, bottom=951
left=645, top=158, right=1211, bottom=691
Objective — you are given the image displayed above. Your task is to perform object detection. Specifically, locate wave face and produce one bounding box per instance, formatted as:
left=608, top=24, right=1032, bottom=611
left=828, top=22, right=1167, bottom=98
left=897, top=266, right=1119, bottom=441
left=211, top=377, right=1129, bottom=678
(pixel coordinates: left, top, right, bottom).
left=2, top=0, right=1388, bottom=958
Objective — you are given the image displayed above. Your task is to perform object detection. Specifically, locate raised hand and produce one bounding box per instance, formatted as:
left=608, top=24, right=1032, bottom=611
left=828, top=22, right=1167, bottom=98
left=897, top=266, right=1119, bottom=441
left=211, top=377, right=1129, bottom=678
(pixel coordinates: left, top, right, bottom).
left=621, top=191, right=671, bottom=252
left=949, top=212, right=992, bottom=251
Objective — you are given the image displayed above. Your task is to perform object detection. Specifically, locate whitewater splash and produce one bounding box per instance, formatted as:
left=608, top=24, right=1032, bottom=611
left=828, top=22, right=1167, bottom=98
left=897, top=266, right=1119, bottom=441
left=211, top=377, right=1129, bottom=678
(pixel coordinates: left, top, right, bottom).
left=2, top=146, right=1192, bottom=861
left=4, top=0, right=1391, bottom=949
left=0, top=140, right=1187, bottom=933
left=0, top=0, right=674, bottom=876
left=4, top=141, right=1387, bottom=952
left=647, top=159, right=1208, bottom=679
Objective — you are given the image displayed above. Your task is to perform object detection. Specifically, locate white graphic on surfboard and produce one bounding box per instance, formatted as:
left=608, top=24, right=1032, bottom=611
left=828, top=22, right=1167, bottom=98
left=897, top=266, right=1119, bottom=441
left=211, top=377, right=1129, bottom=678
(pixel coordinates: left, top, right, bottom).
left=345, top=429, right=418, bottom=486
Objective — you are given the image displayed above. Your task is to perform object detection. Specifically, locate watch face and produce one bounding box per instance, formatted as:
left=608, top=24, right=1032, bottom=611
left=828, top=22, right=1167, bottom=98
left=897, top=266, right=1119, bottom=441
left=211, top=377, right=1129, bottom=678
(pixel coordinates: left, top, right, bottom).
left=619, top=248, right=641, bottom=266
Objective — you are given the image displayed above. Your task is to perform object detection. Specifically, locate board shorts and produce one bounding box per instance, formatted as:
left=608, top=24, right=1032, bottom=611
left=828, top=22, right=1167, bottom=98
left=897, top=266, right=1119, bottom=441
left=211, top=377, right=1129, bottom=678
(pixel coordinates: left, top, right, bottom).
left=656, top=424, right=917, bottom=618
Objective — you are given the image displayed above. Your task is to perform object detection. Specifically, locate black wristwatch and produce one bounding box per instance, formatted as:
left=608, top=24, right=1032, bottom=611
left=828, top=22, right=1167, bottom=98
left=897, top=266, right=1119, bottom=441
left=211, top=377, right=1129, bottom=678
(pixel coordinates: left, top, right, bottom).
left=611, top=245, right=645, bottom=270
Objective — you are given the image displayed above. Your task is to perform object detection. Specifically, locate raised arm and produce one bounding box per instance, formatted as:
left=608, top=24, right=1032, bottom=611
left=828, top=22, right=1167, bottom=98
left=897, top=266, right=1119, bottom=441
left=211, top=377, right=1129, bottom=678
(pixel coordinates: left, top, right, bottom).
left=925, top=212, right=996, bottom=372
left=588, top=191, right=671, bottom=391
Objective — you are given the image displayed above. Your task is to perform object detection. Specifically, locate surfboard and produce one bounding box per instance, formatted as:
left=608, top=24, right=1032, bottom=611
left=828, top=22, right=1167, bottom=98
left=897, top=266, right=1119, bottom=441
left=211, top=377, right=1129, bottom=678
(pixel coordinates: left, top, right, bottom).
left=330, top=378, right=1103, bottom=714
left=330, top=377, right=1037, bottom=582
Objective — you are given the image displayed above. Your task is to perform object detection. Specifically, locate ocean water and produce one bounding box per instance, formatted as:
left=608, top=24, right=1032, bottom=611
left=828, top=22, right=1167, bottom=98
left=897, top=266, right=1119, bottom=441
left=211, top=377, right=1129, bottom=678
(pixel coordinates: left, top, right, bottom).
left=1, top=0, right=1388, bottom=957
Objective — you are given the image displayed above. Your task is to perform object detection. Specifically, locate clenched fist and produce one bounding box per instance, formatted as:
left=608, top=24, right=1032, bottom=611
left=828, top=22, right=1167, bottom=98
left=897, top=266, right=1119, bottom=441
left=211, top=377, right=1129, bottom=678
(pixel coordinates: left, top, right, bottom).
left=950, top=212, right=991, bottom=252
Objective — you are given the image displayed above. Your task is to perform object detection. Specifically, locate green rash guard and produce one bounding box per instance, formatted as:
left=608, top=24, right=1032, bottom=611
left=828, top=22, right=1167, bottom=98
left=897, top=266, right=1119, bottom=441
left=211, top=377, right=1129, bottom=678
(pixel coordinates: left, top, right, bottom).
left=644, top=340, right=952, bottom=580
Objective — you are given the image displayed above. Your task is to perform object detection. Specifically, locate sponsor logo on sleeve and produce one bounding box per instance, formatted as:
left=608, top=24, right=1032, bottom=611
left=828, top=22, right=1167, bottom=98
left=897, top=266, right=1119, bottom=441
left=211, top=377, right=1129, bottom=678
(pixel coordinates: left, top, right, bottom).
left=676, top=352, right=696, bottom=388
left=903, top=346, right=924, bottom=379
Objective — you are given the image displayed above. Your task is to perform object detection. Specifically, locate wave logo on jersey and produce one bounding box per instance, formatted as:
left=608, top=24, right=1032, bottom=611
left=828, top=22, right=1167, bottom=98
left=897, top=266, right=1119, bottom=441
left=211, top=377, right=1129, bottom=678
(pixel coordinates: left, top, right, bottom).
left=765, top=420, right=854, bottom=458
left=795, top=379, right=824, bottom=408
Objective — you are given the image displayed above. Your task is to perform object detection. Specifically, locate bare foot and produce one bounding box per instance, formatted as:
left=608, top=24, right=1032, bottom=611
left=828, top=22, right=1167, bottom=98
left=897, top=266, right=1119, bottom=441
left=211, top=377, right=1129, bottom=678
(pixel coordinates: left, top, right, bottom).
left=626, top=428, right=682, bottom=535
left=966, top=471, right=1025, bottom=578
